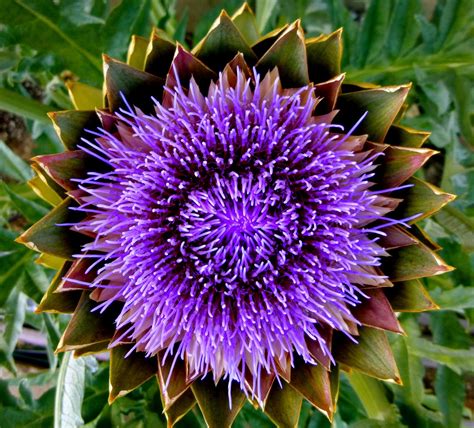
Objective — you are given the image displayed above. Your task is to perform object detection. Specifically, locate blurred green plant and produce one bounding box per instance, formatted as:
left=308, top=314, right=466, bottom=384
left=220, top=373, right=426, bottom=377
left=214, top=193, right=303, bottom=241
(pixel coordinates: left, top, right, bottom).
left=0, top=0, right=472, bottom=427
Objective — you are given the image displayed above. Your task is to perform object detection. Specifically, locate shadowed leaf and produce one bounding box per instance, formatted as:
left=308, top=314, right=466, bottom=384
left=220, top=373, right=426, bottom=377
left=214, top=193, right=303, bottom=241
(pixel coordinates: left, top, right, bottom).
left=257, top=21, right=309, bottom=87
left=394, top=177, right=456, bottom=223
left=290, top=359, right=334, bottom=418
left=16, top=197, right=88, bottom=259
left=109, top=345, right=157, bottom=402
left=193, top=11, right=256, bottom=71
left=104, top=56, right=165, bottom=112
left=385, top=124, right=430, bottom=147
left=49, top=110, right=100, bottom=150
left=264, top=381, right=303, bottom=428
left=144, top=28, right=176, bottom=77
left=336, top=85, right=410, bottom=142
left=36, top=262, right=82, bottom=313
left=385, top=280, right=438, bottom=312
left=57, top=292, right=119, bottom=352
left=191, top=376, right=246, bottom=428
left=306, top=29, right=342, bottom=83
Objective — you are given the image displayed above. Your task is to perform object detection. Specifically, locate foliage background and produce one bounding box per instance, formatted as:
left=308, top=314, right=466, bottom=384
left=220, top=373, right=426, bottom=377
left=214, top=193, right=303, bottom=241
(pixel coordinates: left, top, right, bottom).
left=0, top=0, right=472, bottom=427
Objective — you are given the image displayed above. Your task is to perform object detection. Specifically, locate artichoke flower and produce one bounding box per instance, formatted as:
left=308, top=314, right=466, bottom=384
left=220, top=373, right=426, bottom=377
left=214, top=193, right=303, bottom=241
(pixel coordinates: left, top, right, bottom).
left=17, top=4, right=455, bottom=427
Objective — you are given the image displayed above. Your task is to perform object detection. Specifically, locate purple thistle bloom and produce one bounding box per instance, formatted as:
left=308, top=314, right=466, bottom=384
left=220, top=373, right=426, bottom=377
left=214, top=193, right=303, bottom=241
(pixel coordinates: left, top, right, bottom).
left=71, top=69, right=398, bottom=403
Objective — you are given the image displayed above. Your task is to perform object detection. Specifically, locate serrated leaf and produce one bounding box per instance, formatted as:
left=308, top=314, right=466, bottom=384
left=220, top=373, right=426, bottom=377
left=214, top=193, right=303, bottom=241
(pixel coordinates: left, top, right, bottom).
left=0, top=181, right=49, bottom=223
left=0, top=140, right=33, bottom=182
left=0, top=0, right=103, bottom=84
left=0, top=88, right=53, bottom=125
left=407, top=337, right=474, bottom=375
left=430, top=286, right=474, bottom=312
left=102, top=0, right=151, bottom=60
left=0, top=289, right=26, bottom=374
left=54, top=352, right=85, bottom=428
left=191, top=376, right=246, bottom=428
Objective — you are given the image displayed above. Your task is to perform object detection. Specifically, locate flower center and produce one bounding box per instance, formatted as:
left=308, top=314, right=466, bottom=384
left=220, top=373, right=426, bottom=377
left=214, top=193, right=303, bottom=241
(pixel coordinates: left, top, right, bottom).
left=178, top=172, right=300, bottom=287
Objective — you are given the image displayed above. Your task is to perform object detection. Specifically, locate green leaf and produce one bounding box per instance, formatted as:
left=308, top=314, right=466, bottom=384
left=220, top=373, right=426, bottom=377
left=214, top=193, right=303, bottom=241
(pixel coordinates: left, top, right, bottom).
left=306, top=29, right=343, bottom=83
left=0, top=140, right=33, bottom=182
left=0, top=181, right=49, bottom=223
left=354, top=0, right=391, bottom=68
left=36, top=262, right=82, bottom=314
left=0, top=239, right=32, bottom=306
left=54, top=352, right=85, bottom=428
left=66, top=81, right=103, bottom=110
left=394, top=177, right=456, bottom=223
left=0, top=289, right=27, bottom=374
left=431, top=312, right=469, bottom=428
left=0, top=88, right=53, bottom=125
left=231, top=3, right=260, bottom=45
left=126, top=35, right=148, bottom=70
left=435, top=205, right=474, bottom=252
left=49, top=110, right=100, bottom=151
left=255, top=0, right=278, bottom=33
left=102, top=0, right=151, bottom=60
left=347, top=372, right=398, bottom=422
left=407, top=337, right=474, bottom=375
left=143, top=28, right=176, bottom=77
left=0, top=0, right=103, bottom=84
left=384, top=240, right=453, bottom=282
left=430, top=286, right=474, bottom=312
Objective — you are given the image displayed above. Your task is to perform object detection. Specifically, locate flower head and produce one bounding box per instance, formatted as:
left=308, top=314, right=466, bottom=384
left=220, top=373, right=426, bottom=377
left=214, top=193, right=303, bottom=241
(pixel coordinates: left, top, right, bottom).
left=18, top=4, right=455, bottom=426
